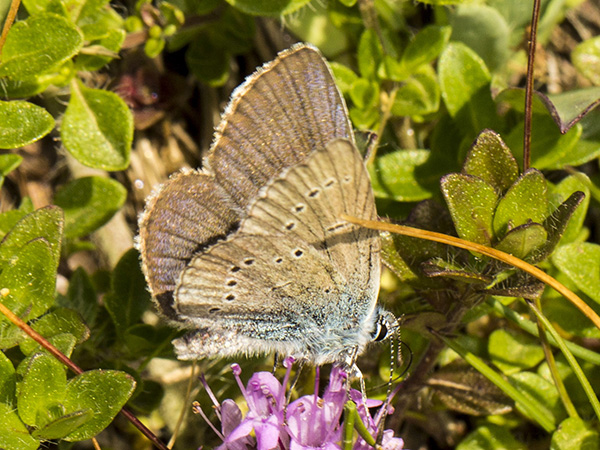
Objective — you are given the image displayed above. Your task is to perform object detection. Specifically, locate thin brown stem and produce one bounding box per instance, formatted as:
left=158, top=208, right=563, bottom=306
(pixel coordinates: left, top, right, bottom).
left=523, top=0, right=542, bottom=170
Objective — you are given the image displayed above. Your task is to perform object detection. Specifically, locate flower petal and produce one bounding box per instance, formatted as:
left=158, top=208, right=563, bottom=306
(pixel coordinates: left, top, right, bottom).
left=221, top=399, right=243, bottom=437
left=381, top=430, right=404, bottom=450
left=255, top=415, right=283, bottom=450
left=246, top=372, right=285, bottom=417
left=226, top=419, right=255, bottom=442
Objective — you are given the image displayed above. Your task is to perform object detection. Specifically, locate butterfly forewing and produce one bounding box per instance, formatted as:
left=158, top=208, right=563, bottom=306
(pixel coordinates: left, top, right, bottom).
left=209, top=45, right=353, bottom=210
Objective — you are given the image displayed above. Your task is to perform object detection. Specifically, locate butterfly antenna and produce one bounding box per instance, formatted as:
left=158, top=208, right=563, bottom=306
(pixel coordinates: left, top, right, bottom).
left=376, top=317, right=400, bottom=445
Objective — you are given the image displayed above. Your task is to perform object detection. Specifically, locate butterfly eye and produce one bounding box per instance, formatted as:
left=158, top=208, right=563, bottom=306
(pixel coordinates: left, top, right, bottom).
left=372, top=319, right=388, bottom=342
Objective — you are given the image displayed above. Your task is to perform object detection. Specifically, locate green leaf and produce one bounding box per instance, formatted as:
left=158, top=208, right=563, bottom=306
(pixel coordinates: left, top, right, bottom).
left=391, top=67, right=440, bottom=117
left=550, top=175, right=590, bottom=245
left=349, top=78, right=379, bottom=111
left=0, top=154, right=22, bottom=175
left=210, top=7, right=255, bottom=55
left=448, top=4, right=510, bottom=72
left=19, top=308, right=89, bottom=356
left=573, top=36, right=600, bottom=85
left=544, top=293, right=600, bottom=340
left=186, top=36, right=230, bottom=87
left=488, top=328, right=545, bottom=374
left=103, top=249, right=151, bottom=334
left=441, top=173, right=499, bottom=246
left=61, top=80, right=133, bottom=170
left=495, top=223, right=547, bottom=260
left=0, top=73, right=56, bottom=99
left=0, top=101, right=55, bottom=149
left=463, top=130, right=519, bottom=193
left=0, top=153, right=22, bottom=190
left=62, top=370, right=136, bottom=441
left=358, top=28, right=383, bottom=80
left=457, top=423, right=525, bottom=450
left=330, top=62, right=359, bottom=94
left=438, top=42, right=498, bottom=134
left=127, top=378, right=164, bottom=415
left=0, top=239, right=57, bottom=328
left=399, top=25, right=451, bottom=74
left=284, top=1, right=348, bottom=56
left=349, top=105, right=380, bottom=131
left=0, top=350, right=16, bottom=404
left=78, top=4, right=124, bottom=42
left=506, top=117, right=582, bottom=170
left=54, top=176, right=127, bottom=238
left=0, top=206, right=63, bottom=273
left=32, top=409, right=93, bottom=440
left=422, top=258, right=492, bottom=284
left=492, top=169, right=548, bottom=238
left=17, top=353, right=67, bottom=427
left=509, top=372, right=564, bottom=425
left=527, top=188, right=585, bottom=264
left=552, top=243, right=600, bottom=305
left=76, top=29, right=125, bottom=71
left=545, top=88, right=600, bottom=134
left=0, top=403, right=39, bottom=450
left=370, top=149, right=436, bottom=202
left=429, top=360, right=512, bottom=416
left=59, top=267, right=99, bottom=327
left=224, top=0, right=311, bottom=16
left=487, top=0, right=533, bottom=37
left=122, top=323, right=175, bottom=358
left=0, top=13, right=83, bottom=79
left=551, top=417, right=600, bottom=450
left=0, top=197, right=34, bottom=240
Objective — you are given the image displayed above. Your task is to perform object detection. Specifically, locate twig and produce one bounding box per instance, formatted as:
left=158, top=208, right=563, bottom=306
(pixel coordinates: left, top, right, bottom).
left=523, top=0, right=542, bottom=170
left=0, top=298, right=169, bottom=450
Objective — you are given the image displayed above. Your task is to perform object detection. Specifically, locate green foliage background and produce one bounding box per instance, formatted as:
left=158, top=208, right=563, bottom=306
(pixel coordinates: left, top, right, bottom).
left=1, top=0, right=600, bottom=449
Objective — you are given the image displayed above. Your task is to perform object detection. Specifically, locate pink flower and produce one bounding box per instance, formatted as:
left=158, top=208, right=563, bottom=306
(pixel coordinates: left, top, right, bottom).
left=199, top=360, right=405, bottom=450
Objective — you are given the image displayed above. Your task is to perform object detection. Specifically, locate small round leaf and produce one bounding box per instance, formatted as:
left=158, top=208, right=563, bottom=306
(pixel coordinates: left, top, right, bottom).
left=0, top=101, right=54, bottom=149
left=61, top=81, right=133, bottom=170
left=54, top=176, right=127, bottom=238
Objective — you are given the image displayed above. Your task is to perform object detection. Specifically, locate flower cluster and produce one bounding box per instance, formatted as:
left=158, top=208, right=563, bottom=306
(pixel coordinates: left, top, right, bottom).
left=196, top=359, right=404, bottom=450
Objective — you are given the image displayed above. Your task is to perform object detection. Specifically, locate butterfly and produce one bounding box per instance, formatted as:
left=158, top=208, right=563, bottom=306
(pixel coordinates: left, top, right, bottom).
left=138, top=44, right=394, bottom=368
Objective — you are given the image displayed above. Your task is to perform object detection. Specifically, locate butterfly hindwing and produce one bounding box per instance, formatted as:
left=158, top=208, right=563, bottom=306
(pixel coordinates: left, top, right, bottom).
left=174, top=139, right=380, bottom=363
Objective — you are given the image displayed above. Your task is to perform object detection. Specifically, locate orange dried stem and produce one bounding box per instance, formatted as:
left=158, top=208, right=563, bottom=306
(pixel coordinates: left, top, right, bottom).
left=0, top=0, right=20, bottom=56
left=342, top=215, right=600, bottom=330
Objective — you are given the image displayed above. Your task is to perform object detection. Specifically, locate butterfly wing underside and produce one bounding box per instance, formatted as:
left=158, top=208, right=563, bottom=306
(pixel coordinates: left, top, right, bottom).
left=138, top=44, right=352, bottom=322
left=174, top=139, right=381, bottom=363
